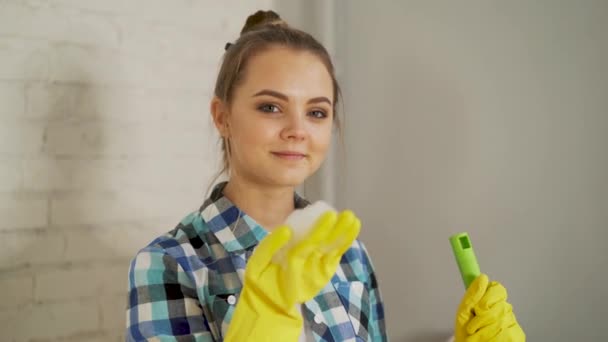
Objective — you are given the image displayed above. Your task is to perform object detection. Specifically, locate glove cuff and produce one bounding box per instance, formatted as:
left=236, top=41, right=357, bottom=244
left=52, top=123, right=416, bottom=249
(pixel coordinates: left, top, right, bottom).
left=224, top=287, right=303, bottom=342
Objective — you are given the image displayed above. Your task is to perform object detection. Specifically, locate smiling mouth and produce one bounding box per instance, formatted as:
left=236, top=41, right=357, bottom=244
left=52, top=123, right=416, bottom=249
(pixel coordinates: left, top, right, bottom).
left=271, top=152, right=307, bottom=160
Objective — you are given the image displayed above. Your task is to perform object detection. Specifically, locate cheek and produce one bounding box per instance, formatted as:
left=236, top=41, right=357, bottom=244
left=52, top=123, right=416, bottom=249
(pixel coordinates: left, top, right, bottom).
left=311, top=125, right=333, bottom=153
left=233, top=120, right=275, bottom=148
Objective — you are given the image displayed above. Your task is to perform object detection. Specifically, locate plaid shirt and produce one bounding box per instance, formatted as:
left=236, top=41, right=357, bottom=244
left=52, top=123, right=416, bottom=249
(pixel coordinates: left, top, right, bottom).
left=127, top=182, right=387, bottom=341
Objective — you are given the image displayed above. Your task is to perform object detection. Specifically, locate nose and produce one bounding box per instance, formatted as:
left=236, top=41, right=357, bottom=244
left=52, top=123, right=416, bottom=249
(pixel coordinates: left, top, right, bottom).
left=280, top=112, right=308, bottom=141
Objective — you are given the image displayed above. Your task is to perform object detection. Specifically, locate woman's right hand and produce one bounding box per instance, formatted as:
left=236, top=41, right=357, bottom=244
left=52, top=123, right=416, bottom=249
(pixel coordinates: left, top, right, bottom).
left=244, top=210, right=360, bottom=315
left=286, top=210, right=361, bottom=303
left=224, top=210, right=360, bottom=341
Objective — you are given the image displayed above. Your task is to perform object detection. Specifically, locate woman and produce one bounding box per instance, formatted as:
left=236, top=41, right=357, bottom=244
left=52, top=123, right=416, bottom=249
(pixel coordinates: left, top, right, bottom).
left=127, top=10, right=524, bottom=341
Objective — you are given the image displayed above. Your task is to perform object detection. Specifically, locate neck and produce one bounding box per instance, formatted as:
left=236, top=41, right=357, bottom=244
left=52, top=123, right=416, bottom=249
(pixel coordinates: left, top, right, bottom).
left=222, top=176, right=296, bottom=231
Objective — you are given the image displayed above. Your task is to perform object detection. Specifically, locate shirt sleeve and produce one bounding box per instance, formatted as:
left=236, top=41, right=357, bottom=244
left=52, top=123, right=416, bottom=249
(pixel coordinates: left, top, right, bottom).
left=126, top=246, right=215, bottom=342
left=359, top=241, right=388, bottom=341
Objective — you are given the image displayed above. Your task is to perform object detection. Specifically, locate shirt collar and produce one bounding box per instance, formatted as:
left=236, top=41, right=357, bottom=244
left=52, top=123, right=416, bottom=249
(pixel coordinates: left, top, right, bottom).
left=198, top=181, right=310, bottom=253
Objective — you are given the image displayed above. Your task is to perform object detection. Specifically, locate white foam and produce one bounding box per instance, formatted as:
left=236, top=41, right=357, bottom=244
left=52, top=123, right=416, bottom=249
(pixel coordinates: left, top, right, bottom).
left=286, top=200, right=336, bottom=241
left=272, top=200, right=336, bottom=266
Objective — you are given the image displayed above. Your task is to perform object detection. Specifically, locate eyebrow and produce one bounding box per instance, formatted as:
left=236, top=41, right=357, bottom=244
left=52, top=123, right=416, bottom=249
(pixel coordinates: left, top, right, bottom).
left=252, top=89, right=332, bottom=106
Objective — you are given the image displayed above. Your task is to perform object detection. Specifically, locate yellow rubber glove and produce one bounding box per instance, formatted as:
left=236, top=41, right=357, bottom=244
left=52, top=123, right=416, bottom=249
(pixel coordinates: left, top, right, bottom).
left=292, top=210, right=361, bottom=301
left=455, top=274, right=526, bottom=342
left=224, top=211, right=361, bottom=342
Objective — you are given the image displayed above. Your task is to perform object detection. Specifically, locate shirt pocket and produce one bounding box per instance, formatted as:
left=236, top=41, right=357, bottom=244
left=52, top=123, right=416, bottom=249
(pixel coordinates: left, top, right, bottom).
left=334, top=280, right=371, bottom=342
left=210, top=290, right=241, bottom=339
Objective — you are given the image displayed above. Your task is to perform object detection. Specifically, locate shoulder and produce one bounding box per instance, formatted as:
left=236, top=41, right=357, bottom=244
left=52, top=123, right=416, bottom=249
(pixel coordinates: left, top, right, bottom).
left=129, top=209, right=216, bottom=278
left=339, top=239, right=377, bottom=283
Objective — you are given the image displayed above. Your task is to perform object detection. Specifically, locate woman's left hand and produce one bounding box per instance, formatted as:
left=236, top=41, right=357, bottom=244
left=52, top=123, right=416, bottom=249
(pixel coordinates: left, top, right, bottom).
left=455, top=274, right=526, bottom=341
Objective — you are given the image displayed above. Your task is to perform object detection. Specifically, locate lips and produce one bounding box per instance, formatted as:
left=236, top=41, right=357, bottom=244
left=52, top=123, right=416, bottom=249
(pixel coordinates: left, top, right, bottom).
left=271, top=151, right=306, bottom=160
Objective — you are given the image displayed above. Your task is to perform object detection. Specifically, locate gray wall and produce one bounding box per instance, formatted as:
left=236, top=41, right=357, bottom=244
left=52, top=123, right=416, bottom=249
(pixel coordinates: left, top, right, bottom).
left=333, top=1, right=608, bottom=341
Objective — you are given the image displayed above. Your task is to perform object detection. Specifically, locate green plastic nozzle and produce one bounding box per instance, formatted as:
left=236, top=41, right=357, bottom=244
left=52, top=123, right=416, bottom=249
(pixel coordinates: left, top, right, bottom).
left=450, top=232, right=481, bottom=289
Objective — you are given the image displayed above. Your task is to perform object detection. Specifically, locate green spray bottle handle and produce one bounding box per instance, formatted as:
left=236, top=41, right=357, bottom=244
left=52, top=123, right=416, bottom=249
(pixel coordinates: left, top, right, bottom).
left=450, top=232, right=481, bottom=289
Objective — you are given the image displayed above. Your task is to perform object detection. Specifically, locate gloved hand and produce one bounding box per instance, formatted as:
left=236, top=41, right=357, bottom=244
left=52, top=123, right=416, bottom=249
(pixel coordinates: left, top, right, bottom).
left=291, top=210, right=361, bottom=301
left=224, top=210, right=361, bottom=342
left=455, top=274, right=526, bottom=342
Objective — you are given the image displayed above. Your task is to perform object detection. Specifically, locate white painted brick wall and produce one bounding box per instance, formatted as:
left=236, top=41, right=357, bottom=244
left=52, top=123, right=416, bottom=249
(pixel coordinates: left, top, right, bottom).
left=0, top=197, right=47, bottom=230
left=5, top=300, right=100, bottom=341
left=0, top=1, right=275, bottom=340
left=0, top=275, right=34, bottom=309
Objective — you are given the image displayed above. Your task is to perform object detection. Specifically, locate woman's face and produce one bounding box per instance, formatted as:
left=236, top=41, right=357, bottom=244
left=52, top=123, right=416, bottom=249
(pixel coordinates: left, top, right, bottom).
left=214, top=46, right=334, bottom=188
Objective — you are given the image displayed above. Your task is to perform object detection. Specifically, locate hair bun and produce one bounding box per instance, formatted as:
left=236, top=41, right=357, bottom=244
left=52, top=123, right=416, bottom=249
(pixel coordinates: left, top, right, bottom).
left=240, top=10, right=287, bottom=35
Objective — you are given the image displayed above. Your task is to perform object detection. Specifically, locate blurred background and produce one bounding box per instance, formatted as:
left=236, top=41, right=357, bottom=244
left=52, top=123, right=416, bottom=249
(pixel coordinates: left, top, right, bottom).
left=1, top=1, right=607, bottom=341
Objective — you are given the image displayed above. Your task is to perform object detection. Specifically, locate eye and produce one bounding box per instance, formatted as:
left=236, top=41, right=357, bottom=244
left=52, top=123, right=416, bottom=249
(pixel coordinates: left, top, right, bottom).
left=258, top=104, right=280, bottom=113
left=309, top=110, right=328, bottom=119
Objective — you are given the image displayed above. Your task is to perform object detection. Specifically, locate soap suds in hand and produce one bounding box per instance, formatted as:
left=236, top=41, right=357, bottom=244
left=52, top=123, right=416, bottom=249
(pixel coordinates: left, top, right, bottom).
left=286, top=201, right=336, bottom=241
left=272, top=201, right=336, bottom=265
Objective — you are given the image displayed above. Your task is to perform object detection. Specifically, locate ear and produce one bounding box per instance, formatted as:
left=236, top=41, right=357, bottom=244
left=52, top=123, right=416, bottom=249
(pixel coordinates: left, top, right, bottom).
left=210, top=96, right=230, bottom=137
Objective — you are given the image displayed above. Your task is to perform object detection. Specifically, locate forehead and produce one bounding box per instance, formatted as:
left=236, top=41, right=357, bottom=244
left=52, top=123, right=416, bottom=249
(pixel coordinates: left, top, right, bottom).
left=237, top=46, right=333, bottom=99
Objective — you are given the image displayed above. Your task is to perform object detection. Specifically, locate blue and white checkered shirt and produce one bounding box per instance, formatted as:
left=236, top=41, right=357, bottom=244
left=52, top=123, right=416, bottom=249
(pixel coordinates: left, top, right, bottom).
left=127, top=182, right=387, bottom=341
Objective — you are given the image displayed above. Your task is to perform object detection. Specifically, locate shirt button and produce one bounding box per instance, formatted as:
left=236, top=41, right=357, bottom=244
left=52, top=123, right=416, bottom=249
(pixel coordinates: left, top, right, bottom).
left=313, top=314, right=323, bottom=324
left=227, top=295, right=236, bottom=305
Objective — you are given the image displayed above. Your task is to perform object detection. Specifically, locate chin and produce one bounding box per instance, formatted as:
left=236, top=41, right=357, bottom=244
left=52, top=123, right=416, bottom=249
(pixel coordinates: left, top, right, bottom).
left=272, top=175, right=308, bottom=187
left=269, top=170, right=311, bottom=187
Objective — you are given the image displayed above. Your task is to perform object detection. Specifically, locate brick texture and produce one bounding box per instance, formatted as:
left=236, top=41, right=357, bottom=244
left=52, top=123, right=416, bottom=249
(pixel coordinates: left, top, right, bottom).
left=0, top=1, right=274, bottom=340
